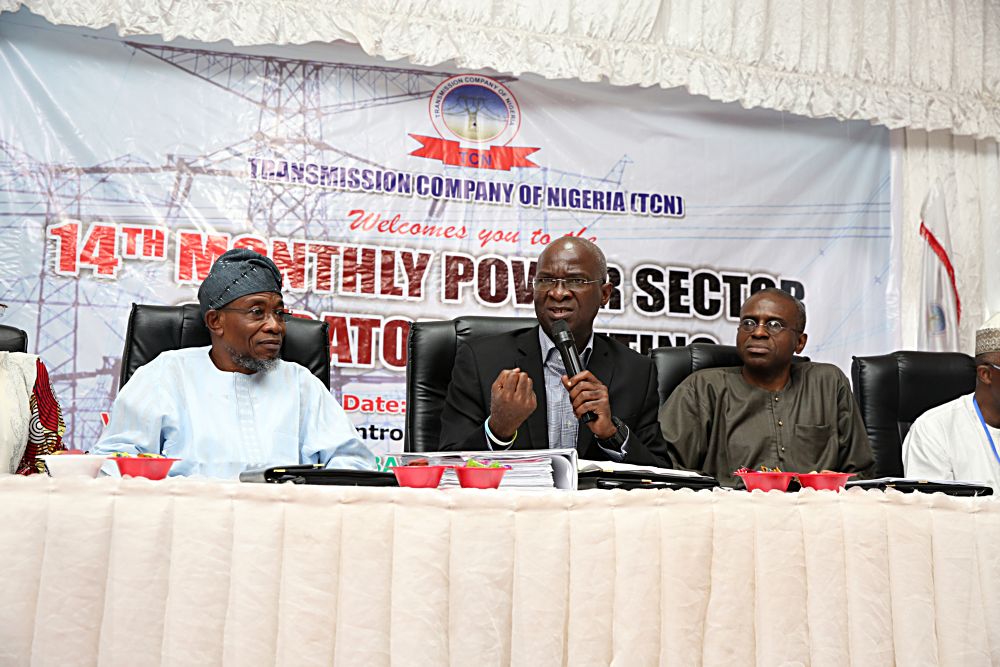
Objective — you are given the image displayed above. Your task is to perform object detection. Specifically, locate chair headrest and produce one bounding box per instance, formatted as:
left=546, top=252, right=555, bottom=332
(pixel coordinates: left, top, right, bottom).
left=120, top=303, right=331, bottom=389
left=650, top=343, right=809, bottom=405
left=0, top=324, right=28, bottom=353
left=851, top=350, right=976, bottom=477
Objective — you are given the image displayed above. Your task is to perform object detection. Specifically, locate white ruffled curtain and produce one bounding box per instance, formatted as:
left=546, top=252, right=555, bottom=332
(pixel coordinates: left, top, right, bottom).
left=3, top=0, right=999, bottom=348
left=4, top=0, right=998, bottom=140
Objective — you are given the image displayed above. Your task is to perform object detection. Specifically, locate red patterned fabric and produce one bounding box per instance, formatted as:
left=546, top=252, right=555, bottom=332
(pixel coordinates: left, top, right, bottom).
left=16, top=358, right=65, bottom=475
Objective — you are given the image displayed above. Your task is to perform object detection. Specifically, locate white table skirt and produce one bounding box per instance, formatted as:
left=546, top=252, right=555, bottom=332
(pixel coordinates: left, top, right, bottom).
left=0, top=476, right=997, bottom=667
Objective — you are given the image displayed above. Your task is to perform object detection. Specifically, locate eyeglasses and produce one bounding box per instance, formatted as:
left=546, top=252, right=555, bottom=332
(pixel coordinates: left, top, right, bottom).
left=531, top=277, right=603, bottom=292
left=216, top=306, right=292, bottom=322
left=738, top=318, right=798, bottom=335
left=982, top=362, right=1000, bottom=372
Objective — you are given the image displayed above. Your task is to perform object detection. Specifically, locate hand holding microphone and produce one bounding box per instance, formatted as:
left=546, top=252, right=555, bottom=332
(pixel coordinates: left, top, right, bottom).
left=551, top=320, right=597, bottom=424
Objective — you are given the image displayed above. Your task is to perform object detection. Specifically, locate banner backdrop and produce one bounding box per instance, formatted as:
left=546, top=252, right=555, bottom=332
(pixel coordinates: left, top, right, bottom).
left=0, top=12, right=893, bottom=455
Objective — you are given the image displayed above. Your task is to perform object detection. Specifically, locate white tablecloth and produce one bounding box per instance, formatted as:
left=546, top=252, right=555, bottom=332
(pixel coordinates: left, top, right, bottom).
left=0, top=476, right=998, bottom=666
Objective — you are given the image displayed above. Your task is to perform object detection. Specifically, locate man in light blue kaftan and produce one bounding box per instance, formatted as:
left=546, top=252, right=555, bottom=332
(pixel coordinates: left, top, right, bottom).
left=93, top=248, right=374, bottom=478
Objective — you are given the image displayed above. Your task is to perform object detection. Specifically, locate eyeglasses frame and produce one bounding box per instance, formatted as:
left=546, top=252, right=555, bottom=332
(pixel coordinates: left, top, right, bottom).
left=531, top=277, right=604, bottom=292
left=214, top=305, right=292, bottom=323
left=737, top=317, right=801, bottom=336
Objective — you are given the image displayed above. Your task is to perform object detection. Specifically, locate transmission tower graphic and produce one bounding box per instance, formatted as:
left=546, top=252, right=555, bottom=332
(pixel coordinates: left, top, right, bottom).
left=0, top=34, right=633, bottom=451
left=443, top=91, right=507, bottom=143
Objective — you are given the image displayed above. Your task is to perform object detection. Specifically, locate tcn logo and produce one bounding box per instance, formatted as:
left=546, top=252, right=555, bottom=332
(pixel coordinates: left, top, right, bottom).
left=409, top=74, right=540, bottom=171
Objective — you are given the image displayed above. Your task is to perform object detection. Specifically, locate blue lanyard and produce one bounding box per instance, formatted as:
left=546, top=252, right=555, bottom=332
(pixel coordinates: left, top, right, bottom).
left=972, top=397, right=1000, bottom=466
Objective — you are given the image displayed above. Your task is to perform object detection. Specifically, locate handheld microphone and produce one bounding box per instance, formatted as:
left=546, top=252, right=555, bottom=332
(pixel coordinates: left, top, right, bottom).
left=551, top=320, right=597, bottom=424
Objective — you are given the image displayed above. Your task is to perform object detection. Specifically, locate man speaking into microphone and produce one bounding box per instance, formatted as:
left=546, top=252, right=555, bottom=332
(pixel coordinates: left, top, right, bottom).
left=438, top=237, right=670, bottom=465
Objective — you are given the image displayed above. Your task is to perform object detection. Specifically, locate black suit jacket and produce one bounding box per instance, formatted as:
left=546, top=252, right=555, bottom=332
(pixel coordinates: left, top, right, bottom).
left=438, top=326, right=670, bottom=466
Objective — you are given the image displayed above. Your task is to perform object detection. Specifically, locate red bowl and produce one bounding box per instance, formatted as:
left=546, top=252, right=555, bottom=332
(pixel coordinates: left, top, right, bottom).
left=454, top=466, right=506, bottom=489
left=391, top=465, right=447, bottom=488
left=113, top=457, right=179, bottom=480
left=735, top=471, right=795, bottom=492
left=797, top=472, right=854, bottom=491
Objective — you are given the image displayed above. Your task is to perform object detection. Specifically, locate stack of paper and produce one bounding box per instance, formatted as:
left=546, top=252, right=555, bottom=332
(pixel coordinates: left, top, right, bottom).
left=389, top=448, right=578, bottom=490
left=437, top=455, right=553, bottom=489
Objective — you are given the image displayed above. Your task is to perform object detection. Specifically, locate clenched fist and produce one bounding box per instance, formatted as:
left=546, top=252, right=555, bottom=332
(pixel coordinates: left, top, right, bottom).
left=487, top=368, right=537, bottom=440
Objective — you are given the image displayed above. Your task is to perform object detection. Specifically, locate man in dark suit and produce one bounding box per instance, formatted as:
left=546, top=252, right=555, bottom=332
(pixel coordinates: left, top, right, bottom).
left=438, top=237, right=669, bottom=465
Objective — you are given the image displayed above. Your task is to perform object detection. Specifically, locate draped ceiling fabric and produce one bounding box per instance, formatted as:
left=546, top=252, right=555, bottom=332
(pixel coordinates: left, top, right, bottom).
left=2, top=0, right=999, bottom=348
left=3, top=0, right=998, bottom=140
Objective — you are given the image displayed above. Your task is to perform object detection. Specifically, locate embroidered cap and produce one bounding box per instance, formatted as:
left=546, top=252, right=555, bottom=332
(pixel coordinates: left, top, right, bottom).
left=975, top=313, right=1000, bottom=356
left=197, top=248, right=283, bottom=318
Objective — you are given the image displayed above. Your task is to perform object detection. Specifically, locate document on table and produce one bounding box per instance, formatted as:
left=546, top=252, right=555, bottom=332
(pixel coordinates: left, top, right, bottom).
left=577, top=459, right=704, bottom=477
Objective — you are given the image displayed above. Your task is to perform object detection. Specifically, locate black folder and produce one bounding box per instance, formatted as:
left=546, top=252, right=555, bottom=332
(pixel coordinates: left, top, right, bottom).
left=240, top=464, right=399, bottom=486
left=846, top=478, right=993, bottom=497
left=577, top=469, right=719, bottom=491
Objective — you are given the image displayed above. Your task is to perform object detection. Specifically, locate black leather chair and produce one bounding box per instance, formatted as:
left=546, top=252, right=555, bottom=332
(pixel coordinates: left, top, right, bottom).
left=404, top=316, right=535, bottom=452
left=119, top=303, right=332, bottom=389
left=851, top=351, right=976, bottom=477
left=650, top=342, right=809, bottom=406
left=0, top=324, right=28, bottom=353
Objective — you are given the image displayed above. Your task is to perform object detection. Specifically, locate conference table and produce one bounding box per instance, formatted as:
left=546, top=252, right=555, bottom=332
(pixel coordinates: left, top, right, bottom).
left=1, top=476, right=997, bottom=667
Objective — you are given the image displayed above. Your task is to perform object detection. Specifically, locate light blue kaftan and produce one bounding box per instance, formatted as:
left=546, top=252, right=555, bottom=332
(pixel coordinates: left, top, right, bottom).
left=93, top=347, right=373, bottom=478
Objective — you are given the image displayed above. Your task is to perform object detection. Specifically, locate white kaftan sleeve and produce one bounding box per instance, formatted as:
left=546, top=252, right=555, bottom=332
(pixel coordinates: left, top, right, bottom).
left=902, top=415, right=953, bottom=480
left=91, top=362, right=176, bottom=457
left=297, top=372, right=375, bottom=470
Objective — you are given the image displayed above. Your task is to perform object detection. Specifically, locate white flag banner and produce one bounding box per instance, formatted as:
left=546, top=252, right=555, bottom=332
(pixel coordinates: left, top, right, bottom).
left=917, top=183, right=961, bottom=351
